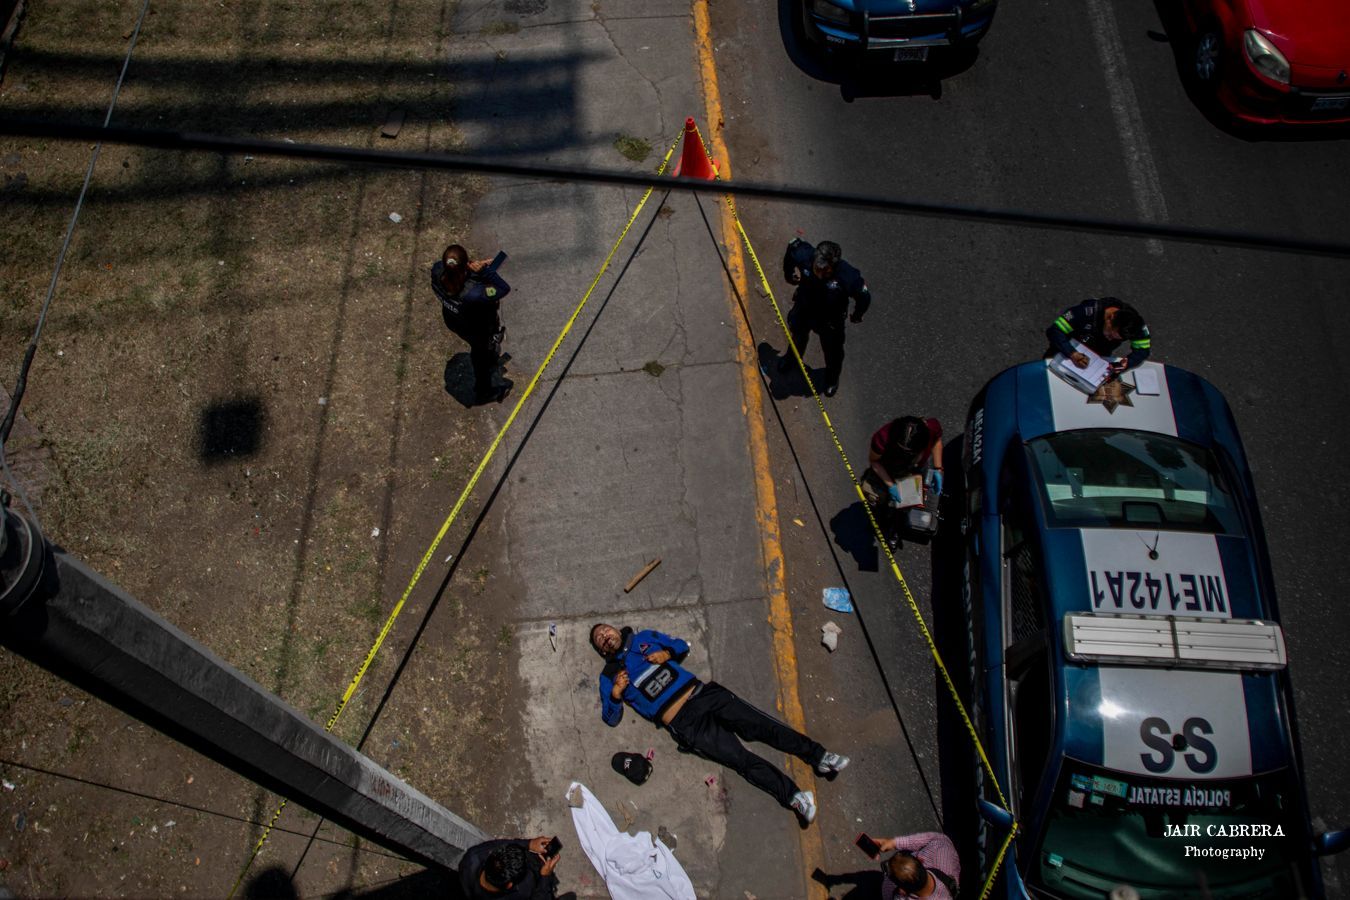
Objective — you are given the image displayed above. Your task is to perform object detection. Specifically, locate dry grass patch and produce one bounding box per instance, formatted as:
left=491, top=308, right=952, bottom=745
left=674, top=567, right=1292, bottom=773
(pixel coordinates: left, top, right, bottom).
left=0, top=0, right=522, bottom=893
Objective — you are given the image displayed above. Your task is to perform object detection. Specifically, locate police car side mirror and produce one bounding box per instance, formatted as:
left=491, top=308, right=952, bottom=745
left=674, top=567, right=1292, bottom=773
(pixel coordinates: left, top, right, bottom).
left=978, top=799, right=1015, bottom=830
left=1315, top=829, right=1350, bottom=857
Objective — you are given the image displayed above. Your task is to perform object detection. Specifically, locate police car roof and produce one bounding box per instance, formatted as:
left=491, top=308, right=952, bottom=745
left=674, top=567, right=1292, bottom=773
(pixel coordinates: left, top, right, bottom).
left=993, top=360, right=1232, bottom=445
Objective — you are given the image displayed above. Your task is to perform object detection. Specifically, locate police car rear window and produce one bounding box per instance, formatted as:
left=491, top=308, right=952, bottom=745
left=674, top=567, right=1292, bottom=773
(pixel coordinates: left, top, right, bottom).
left=1033, top=761, right=1300, bottom=898
left=1028, top=430, right=1242, bottom=534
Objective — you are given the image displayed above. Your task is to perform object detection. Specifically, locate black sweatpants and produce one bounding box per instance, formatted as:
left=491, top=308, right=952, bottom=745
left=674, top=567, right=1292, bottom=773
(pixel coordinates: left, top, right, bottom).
left=786, top=306, right=846, bottom=388
left=442, top=306, right=503, bottom=400
left=666, top=682, right=824, bottom=808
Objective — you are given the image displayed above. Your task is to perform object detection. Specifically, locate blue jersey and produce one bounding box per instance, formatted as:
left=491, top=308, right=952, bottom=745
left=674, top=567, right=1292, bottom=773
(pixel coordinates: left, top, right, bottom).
left=598, top=629, right=698, bottom=727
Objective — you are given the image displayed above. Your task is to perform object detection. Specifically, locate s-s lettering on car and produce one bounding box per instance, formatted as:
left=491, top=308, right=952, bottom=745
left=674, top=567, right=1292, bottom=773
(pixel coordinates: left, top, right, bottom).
left=960, top=360, right=1348, bottom=897
left=1182, top=0, right=1350, bottom=124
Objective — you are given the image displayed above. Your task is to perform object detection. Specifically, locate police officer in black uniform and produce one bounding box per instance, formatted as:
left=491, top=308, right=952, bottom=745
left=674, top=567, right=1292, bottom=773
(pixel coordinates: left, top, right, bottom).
left=431, top=243, right=511, bottom=404
left=778, top=238, right=871, bottom=397
left=1046, top=296, right=1151, bottom=377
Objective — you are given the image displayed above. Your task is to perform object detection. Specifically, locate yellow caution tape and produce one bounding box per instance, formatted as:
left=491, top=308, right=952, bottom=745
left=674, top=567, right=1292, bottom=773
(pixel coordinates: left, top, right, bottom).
left=691, top=121, right=1018, bottom=898
left=228, top=128, right=686, bottom=897
left=981, top=823, right=1019, bottom=900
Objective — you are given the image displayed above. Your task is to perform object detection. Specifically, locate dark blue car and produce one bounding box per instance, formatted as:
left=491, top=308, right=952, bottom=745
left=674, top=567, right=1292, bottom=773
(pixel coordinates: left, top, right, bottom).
left=799, top=0, right=997, bottom=61
left=959, top=360, right=1347, bottom=898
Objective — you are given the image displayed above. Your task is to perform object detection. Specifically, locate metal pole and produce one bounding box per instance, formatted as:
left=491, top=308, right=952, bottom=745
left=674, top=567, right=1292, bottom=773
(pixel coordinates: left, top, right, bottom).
left=0, top=505, right=486, bottom=870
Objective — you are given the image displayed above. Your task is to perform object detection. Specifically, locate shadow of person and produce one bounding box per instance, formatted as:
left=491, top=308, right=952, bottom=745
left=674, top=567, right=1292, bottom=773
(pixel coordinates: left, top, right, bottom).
left=244, top=866, right=299, bottom=900
left=444, top=356, right=514, bottom=407
left=831, top=500, right=881, bottom=572
left=811, top=865, right=884, bottom=899
left=444, top=354, right=478, bottom=407
left=756, top=340, right=821, bottom=400
left=444, top=355, right=515, bottom=407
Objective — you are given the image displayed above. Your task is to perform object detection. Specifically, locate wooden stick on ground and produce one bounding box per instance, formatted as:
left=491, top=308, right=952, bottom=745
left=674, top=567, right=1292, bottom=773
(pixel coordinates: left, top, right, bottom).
left=624, top=558, right=662, bottom=593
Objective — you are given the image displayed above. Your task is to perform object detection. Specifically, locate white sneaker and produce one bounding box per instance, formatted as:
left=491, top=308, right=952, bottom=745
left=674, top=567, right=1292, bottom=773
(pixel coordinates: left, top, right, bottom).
left=817, top=751, right=850, bottom=775
left=790, top=790, right=817, bottom=824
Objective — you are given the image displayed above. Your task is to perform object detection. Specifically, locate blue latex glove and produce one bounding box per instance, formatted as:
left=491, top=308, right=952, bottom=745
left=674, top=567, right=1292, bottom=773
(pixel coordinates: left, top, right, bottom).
left=933, top=470, right=944, bottom=495
left=887, top=482, right=902, bottom=504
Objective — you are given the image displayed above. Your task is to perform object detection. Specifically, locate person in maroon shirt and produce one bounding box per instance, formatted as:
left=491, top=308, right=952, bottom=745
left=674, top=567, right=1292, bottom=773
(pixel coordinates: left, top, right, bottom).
left=861, top=416, right=944, bottom=548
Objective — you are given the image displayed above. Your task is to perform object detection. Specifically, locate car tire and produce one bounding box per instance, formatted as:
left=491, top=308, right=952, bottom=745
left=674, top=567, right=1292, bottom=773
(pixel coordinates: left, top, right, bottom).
left=795, top=0, right=822, bottom=57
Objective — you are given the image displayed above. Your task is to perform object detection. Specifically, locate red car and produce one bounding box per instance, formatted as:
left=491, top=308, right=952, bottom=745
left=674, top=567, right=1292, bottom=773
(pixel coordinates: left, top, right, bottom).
left=1183, top=0, right=1350, bottom=124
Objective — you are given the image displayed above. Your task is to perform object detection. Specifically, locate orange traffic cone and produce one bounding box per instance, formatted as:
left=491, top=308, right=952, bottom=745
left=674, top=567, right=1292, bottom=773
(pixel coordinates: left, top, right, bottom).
left=672, top=117, right=718, bottom=180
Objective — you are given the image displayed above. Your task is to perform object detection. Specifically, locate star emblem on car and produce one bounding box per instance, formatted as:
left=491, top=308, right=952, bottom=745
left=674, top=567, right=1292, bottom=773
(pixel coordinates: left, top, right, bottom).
left=1087, top=378, right=1136, bottom=414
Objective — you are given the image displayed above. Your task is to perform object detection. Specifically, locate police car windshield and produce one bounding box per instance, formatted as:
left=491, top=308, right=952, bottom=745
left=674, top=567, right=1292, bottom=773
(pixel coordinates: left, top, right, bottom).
left=1028, top=430, right=1242, bottom=534
left=1033, top=762, right=1301, bottom=898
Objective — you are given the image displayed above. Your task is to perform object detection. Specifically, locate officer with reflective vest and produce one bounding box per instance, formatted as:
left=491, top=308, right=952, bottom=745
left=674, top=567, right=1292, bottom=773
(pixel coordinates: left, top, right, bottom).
left=1046, top=296, right=1151, bottom=376
left=778, top=238, right=871, bottom=397
left=432, top=243, right=511, bottom=404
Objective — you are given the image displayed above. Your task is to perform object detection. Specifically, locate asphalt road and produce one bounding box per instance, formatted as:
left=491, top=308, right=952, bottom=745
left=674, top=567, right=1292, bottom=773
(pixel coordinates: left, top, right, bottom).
left=709, top=0, right=1350, bottom=895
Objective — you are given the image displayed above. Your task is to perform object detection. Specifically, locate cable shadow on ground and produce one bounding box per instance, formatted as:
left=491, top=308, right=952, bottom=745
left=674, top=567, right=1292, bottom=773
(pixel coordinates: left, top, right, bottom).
left=280, top=189, right=674, bottom=881
left=692, top=192, right=942, bottom=828
left=240, top=165, right=377, bottom=853
left=3, top=46, right=608, bottom=159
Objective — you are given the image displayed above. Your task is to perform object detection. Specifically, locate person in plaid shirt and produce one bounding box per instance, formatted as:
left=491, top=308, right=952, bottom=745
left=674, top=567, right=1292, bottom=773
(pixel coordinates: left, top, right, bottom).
left=879, top=831, right=959, bottom=899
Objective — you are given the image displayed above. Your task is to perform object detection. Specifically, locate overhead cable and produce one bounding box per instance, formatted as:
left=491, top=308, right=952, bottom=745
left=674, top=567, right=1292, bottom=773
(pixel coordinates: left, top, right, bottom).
left=2, top=116, right=1349, bottom=260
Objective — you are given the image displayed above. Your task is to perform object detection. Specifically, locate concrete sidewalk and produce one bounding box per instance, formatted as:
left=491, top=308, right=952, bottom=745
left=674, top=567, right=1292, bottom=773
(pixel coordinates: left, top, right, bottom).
left=439, top=3, right=828, bottom=898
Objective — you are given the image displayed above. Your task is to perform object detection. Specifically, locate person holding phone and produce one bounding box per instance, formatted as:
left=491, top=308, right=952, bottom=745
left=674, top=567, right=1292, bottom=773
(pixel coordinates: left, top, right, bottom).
left=871, top=830, right=960, bottom=899
left=457, top=835, right=561, bottom=899
left=855, top=832, right=883, bottom=858
left=431, top=242, right=513, bottom=404
left=1045, top=296, right=1151, bottom=378
left=590, top=622, right=849, bottom=825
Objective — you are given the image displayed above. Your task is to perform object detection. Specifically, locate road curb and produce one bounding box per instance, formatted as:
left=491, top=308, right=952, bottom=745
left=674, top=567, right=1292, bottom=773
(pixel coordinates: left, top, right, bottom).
left=691, top=3, right=826, bottom=896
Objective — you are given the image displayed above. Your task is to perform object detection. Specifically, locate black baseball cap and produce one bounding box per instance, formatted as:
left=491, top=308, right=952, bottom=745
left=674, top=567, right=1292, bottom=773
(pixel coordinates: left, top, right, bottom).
left=611, top=752, right=652, bottom=786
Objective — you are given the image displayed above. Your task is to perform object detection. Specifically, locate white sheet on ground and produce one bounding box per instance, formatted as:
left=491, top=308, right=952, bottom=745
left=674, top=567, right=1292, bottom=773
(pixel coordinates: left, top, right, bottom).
left=566, top=781, right=695, bottom=900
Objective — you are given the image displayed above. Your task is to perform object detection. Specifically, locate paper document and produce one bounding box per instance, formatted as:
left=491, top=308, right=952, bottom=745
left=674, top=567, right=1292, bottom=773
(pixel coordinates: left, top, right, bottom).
left=1133, top=367, right=1160, bottom=395
left=894, top=474, right=924, bottom=509
left=1049, top=340, right=1110, bottom=395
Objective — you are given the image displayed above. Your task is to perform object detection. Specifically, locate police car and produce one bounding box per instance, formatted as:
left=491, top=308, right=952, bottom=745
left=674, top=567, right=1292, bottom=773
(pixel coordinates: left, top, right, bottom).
left=799, top=0, right=997, bottom=62
left=959, top=360, right=1347, bottom=898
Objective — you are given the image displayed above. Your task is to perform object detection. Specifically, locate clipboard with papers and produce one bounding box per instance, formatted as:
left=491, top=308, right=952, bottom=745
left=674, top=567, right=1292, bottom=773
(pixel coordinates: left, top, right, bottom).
left=892, top=474, right=924, bottom=509
left=1049, top=340, right=1111, bottom=395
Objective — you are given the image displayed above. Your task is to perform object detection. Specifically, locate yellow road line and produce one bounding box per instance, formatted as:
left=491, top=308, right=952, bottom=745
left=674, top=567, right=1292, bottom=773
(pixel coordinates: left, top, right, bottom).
left=691, top=4, right=825, bottom=895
